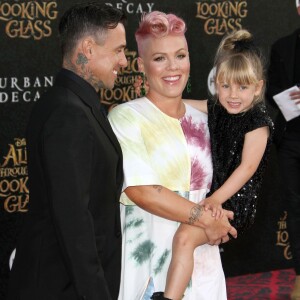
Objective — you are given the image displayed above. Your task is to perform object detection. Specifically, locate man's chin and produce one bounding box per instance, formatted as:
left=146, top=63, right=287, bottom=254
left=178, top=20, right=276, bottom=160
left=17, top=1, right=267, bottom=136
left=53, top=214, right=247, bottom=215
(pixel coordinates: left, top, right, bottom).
left=105, top=81, right=115, bottom=91
left=99, top=82, right=114, bottom=91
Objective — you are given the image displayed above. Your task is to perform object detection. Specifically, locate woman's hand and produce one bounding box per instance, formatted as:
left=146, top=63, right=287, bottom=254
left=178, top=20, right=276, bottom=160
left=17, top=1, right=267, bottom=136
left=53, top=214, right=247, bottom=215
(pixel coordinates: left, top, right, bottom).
left=204, top=209, right=237, bottom=245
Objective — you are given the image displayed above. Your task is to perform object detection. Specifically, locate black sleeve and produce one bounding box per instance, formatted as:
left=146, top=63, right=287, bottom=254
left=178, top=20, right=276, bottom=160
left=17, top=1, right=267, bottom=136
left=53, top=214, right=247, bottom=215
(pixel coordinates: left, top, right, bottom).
left=247, top=104, right=274, bottom=140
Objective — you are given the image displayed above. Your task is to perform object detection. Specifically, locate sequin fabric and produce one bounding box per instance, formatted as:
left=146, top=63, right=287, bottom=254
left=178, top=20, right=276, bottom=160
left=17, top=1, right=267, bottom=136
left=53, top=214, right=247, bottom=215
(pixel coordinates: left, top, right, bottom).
left=207, top=98, right=274, bottom=234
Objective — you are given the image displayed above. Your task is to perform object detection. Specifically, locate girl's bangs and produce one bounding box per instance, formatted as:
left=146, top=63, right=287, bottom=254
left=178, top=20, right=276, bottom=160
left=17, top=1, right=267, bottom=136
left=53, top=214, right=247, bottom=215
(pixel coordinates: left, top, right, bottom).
left=216, top=56, right=258, bottom=85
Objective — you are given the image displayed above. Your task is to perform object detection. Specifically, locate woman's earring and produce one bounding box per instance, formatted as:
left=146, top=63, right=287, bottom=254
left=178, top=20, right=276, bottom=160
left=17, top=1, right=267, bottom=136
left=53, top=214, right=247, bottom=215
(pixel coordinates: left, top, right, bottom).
left=186, top=74, right=191, bottom=93
left=140, top=72, right=146, bottom=97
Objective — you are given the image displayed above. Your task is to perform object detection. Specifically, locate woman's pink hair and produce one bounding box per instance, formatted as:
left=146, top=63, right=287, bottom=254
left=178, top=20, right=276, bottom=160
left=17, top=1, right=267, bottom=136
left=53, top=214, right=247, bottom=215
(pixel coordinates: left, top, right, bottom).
left=135, top=11, right=187, bottom=57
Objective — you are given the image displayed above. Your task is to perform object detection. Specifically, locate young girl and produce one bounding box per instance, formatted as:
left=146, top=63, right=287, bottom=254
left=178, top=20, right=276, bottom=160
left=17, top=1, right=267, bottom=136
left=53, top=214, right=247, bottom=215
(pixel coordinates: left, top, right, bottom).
left=151, top=29, right=274, bottom=300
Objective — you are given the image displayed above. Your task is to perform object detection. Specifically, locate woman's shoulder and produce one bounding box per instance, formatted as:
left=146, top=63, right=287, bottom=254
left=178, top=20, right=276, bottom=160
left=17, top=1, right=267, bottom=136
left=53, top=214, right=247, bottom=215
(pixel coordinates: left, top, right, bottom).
left=109, top=97, right=150, bottom=115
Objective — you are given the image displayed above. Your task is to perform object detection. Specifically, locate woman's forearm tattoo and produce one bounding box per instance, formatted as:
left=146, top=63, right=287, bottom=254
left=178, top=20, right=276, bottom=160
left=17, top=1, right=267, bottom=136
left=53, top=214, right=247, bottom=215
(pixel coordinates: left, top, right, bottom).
left=153, top=185, right=162, bottom=193
left=186, top=204, right=204, bottom=225
left=152, top=185, right=162, bottom=193
left=150, top=186, right=202, bottom=225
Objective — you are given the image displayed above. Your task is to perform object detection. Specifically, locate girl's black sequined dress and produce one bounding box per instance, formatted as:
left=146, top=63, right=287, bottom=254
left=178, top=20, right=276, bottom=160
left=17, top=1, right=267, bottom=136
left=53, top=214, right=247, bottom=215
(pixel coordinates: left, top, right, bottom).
left=207, top=98, right=274, bottom=234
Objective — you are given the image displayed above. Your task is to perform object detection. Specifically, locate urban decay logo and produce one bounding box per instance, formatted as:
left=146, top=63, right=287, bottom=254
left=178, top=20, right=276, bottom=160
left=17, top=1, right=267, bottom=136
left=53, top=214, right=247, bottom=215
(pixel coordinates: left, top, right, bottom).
left=0, top=0, right=58, bottom=40
left=0, top=75, right=54, bottom=104
left=105, top=0, right=154, bottom=14
left=195, top=0, right=248, bottom=35
left=0, top=138, right=29, bottom=213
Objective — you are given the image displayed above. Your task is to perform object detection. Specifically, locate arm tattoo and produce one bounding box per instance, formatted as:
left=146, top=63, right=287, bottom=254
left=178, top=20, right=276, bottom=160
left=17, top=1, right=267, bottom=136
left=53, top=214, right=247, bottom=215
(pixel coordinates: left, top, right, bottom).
left=185, top=204, right=204, bottom=225
left=152, top=185, right=162, bottom=193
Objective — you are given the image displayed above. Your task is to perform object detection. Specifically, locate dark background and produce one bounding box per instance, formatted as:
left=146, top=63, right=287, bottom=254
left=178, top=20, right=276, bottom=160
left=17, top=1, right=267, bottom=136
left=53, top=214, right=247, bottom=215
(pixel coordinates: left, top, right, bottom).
left=0, top=0, right=299, bottom=298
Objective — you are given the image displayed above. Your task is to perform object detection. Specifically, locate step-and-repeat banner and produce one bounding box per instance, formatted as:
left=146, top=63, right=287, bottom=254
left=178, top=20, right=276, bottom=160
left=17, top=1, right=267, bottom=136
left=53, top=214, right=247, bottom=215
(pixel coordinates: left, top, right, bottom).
left=0, top=0, right=298, bottom=297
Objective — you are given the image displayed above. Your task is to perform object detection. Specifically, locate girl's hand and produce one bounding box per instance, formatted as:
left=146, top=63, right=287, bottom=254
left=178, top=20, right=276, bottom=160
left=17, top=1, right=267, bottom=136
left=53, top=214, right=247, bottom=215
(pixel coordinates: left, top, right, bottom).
left=200, top=197, right=224, bottom=219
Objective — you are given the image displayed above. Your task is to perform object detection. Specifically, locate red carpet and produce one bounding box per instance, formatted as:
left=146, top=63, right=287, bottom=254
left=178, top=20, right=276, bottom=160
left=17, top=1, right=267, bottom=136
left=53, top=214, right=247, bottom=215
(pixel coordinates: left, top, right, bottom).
left=226, top=268, right=295, bottom=299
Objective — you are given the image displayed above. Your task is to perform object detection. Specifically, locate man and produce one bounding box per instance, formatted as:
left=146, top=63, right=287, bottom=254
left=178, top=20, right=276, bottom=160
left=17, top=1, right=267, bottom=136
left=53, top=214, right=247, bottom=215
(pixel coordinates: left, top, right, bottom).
left=266, top=2, right=300, bottom=299
left=7, top=3, right=127, bottom=300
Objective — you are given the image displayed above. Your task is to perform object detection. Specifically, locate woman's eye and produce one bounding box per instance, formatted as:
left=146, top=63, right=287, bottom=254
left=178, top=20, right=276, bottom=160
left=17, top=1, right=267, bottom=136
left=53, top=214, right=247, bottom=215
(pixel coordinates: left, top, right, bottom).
left=177, top=54, right=186, bottom=59
left=154, top=56, right=164, bottom=62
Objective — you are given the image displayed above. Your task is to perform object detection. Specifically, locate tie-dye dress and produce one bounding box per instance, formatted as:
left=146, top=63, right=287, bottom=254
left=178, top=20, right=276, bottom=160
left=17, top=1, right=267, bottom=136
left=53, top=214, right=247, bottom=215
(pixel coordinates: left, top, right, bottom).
left=108, top=97, right=227, bottom=300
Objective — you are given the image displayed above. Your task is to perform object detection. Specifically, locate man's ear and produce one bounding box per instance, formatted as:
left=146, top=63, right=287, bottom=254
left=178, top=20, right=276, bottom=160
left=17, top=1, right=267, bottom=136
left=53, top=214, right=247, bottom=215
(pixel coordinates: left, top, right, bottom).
left=81, top=37, right=94, bottom=59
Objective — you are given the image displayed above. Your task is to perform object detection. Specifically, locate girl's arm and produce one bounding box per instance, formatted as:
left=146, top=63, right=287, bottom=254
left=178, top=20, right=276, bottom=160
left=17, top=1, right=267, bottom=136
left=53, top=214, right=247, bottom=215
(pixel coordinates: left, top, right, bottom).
left=183, top=99, right=208, bottom=114
left=207, top=126, right=269, bottom=205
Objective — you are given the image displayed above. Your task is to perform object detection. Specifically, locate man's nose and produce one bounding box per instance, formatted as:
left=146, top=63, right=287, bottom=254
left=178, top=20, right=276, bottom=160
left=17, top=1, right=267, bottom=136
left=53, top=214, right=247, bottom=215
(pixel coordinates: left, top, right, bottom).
left=119, top=51, right=128, bottom=68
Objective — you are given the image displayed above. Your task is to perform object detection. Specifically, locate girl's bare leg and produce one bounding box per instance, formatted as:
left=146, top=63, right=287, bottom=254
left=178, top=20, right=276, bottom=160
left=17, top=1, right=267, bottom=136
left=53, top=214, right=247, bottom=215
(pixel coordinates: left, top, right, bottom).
left=164, top=224, right=208, bottom=299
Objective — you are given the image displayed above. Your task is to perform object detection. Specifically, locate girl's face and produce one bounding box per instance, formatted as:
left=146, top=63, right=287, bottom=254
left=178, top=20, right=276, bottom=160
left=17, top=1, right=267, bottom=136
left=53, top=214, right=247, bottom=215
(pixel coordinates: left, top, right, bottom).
left=216, top=80, right=263, bottom=114
left=138, top=34, right=190, bottom=101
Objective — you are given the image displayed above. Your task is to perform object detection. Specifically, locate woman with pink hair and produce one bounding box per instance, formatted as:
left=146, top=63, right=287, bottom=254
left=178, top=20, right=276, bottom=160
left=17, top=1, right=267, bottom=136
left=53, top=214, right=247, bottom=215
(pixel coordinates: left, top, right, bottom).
left=109, top=11, right=236, bottom=300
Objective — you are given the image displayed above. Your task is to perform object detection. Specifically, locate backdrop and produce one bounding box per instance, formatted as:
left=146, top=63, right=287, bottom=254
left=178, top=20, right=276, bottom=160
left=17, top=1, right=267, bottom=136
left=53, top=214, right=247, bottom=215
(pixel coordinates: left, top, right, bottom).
left=0, top=0, right=299, bottom=297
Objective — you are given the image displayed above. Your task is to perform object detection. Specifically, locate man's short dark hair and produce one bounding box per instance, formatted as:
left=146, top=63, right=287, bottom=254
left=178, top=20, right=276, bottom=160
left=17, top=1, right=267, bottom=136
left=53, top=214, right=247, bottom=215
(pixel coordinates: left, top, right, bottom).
left=59, top=2, right=127, bottom=58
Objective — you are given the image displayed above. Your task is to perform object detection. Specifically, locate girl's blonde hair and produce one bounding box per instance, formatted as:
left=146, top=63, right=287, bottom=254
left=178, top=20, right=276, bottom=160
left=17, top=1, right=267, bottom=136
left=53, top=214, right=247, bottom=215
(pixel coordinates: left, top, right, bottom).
left=214, top=29, right=266, bottom=104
